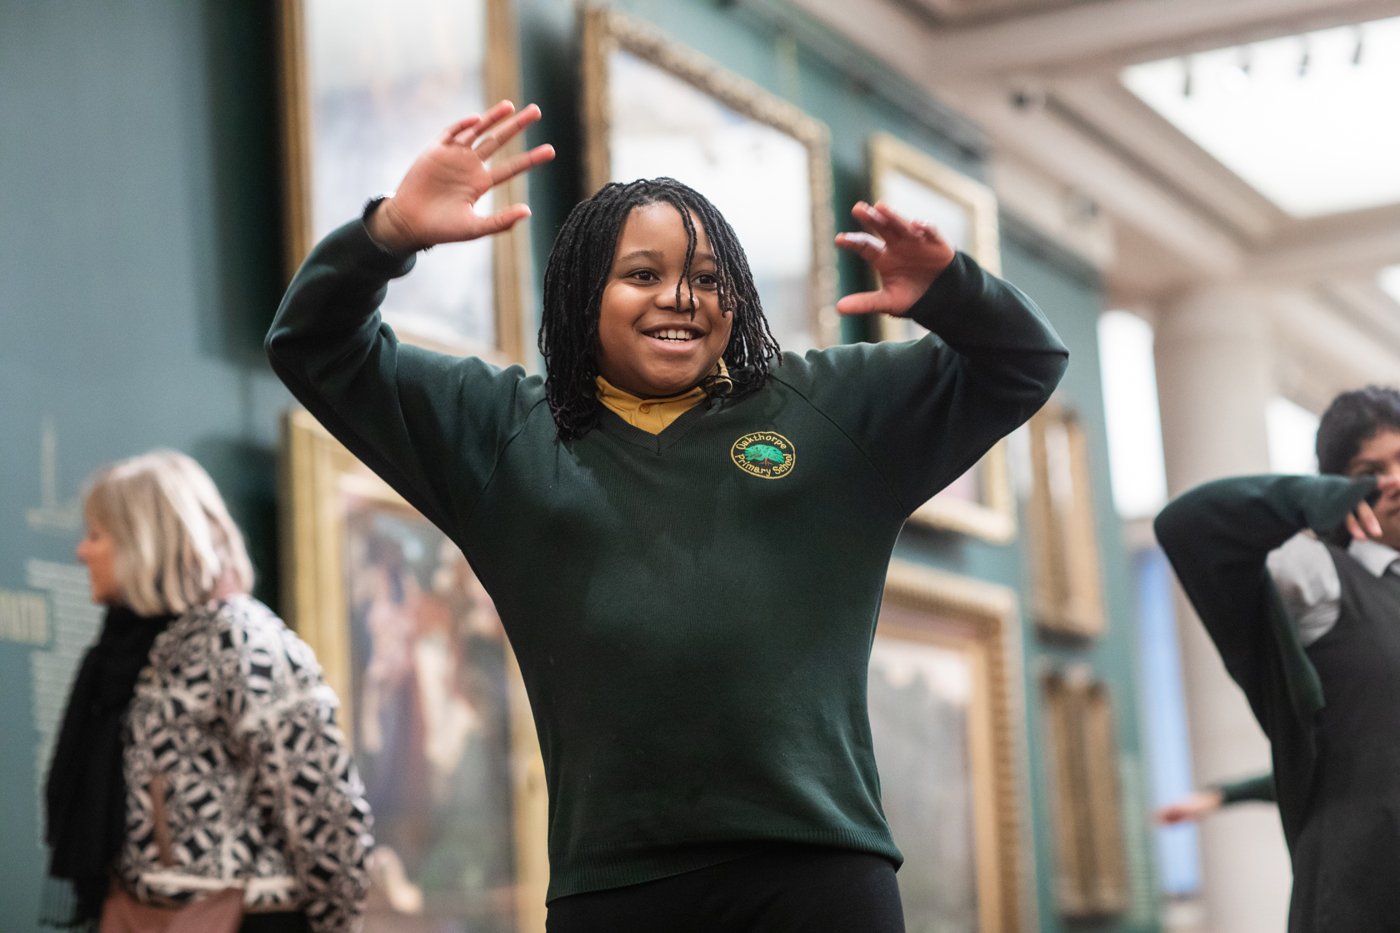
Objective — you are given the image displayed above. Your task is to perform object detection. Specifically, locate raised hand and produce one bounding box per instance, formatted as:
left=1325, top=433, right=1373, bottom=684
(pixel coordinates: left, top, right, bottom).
left=834, top=201, right=957, bottom=317
left=1346, top=474, right=1400, bottom=543
left=369, top=101, right=556, bottom=253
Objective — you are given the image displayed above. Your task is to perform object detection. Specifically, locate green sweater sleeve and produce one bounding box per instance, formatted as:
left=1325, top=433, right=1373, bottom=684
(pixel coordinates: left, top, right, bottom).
left=1215, top=772, right=1277, bottom=805
left=1153, top=474, right=1374, bottom=723
left=773, top=252, right=1068, bottom=512
left=265, top=218, right=535, bottom=537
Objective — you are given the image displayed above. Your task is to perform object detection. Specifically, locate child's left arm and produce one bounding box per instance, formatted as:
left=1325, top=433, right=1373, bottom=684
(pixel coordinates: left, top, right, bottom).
left=805, top=202, right=1068, bottom=512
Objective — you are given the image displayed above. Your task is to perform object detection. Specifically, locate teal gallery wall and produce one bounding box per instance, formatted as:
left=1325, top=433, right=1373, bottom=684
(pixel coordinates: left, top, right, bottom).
left=0, top=1, right=1157, bottom=931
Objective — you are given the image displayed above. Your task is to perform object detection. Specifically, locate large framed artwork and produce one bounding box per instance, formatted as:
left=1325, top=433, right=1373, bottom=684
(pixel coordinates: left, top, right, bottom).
left=1026, top=401, right=1105, bottom=637
left=870, top=561, right=1030, bottom=933
left=1041, top=670, right=1129, bottom=919
left=870, top=134, right=1013, bottom=543
left=277, top=0, right=532, bottom=363
left=581, top=7, right=838, bottom=352
left=280, top=410, right=548, bottom=933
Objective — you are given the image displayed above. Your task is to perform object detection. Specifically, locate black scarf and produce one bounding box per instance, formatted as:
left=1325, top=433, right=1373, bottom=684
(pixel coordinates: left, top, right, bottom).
left=41, top=604, right=176, bottom=928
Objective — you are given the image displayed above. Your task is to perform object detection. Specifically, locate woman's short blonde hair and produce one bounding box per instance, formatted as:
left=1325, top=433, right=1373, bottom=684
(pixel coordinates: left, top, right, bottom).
left=84, top=450, right=254, bottom=616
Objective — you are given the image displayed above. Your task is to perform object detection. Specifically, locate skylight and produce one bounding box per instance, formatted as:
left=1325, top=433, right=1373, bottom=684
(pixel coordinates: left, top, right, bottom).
left=1122, top=17, right=1400, bottom=218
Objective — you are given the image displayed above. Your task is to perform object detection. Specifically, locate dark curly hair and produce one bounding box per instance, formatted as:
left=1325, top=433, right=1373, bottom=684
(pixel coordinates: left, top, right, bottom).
left=538, top=177, right=779, bottom=441
left=1316, top=386, right=1400, bottom=475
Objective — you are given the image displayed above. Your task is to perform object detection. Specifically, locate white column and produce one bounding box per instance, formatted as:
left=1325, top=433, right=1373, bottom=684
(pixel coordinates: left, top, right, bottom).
left=1154, top=286, right=1292, bottom=933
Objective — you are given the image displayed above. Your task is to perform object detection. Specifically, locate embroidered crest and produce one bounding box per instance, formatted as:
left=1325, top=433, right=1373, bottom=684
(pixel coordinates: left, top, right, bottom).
left=731, top=432, right=796, bottom=479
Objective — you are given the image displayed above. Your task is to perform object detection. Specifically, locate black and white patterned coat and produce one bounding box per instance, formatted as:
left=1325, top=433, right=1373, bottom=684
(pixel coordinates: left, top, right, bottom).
left=118, top=596, right=373, bottom=933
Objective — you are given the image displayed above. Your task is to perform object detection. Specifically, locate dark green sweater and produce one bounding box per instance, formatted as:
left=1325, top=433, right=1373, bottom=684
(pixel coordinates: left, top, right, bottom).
left=1216, top=772, right=1277, bottom=805
left=267, top=219, right=1068, bottom=900
left=1154, top=475, right=1375, bottom=848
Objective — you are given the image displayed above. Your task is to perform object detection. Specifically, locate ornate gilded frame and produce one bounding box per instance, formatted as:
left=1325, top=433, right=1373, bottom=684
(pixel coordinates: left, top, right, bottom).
left=870, top=132, right=1001, bottom=277
left=870, top=134, right=1012, bottom=542
left=279, top=409, right=549, bottom=932
left=880, top=561, right=1031, bottom=933
left=1027, top=400, right=1106, bottom=637
left=869, top=132, right=1000, bottom=344
left=1041, top=669, right=1129, bottom=918
left=276, top=0, right=533, bottom=365
left=580, top=6, right=839, bottom=348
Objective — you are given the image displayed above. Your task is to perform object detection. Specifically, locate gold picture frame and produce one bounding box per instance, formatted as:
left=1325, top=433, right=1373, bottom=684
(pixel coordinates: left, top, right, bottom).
left=1041, top=670, right=1129, bottom=919
left=580, top=6, right=839, bottom=351
left=276, top=0, right=533, bottom=364
left=871, top=134, right=1013, bottom=543
left=873, top=561, right=1030, bottom=933
left=279, top=409, right=548, bottom=932
left=869, top=132, right=1001, bottom=343
left=1027, top=401, right=1106, bottom=637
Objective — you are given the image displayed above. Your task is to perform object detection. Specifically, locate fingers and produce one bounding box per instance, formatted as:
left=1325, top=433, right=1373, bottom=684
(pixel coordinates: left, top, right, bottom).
left=1357, top=500, right=1384, bottom=538
left=474, top=103, right=545, bottom=160
left=489, top=143, right=556, bottom=186
left=834, top=231, right=885, bottom=264
left=1154, top=806, right=1185, bottom=826
left=473, top=203, right=532, bottom=237
left=450, top=100, right=518, bottom=147
left=439, top=114, right=484, bottom=145
left=835, top=290, right=891, bottom=316
left=852, top=201, right=921, bottom=242
left=1347, top=512, right=1369, bottom=542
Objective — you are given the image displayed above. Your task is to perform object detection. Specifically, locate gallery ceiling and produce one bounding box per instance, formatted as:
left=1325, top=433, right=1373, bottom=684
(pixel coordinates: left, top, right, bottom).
left=895, top=0, right=1107, bottom=27
left=787, top=0, right=1400, bottom=303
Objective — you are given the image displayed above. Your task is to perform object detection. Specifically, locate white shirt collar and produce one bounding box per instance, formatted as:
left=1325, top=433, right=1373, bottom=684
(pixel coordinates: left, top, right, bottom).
left=1347, top=538, right=1400, bottom=578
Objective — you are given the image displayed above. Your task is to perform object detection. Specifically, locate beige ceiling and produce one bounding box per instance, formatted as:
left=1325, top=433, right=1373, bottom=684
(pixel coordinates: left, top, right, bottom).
left=789, top=0, right=1400, bottom=302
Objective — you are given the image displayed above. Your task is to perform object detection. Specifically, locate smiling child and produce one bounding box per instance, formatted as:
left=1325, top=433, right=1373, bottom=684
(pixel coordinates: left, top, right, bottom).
left=267, top=102, right=1067, bottom=932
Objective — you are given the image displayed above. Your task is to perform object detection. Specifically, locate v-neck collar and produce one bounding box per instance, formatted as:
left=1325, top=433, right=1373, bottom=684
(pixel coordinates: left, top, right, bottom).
left=596, top=398, right=712, bottom=452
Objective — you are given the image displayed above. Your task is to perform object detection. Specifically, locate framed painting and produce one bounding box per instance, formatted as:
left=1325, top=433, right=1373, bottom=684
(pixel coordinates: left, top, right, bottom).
left=869, top=132, right=1001, bottom=343
left=1041, top=670, right=1129, bottom=919
left=277, top=0, right=532, bottom=364
left=1026, top=401, right=1105, bottom=637
left=581, top=7, right=838, bottom=352
left=280, top=410, right=548, bottom=933
left=870, top=134, right=1013, bottom=543
left=870, top=561, right=1030, bottom=933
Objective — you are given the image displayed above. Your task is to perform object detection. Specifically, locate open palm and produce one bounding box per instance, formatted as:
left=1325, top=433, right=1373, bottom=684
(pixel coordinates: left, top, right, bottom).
left=834, top=201, right=956, bottom=317
left=372, top=101, right=556, bottom=252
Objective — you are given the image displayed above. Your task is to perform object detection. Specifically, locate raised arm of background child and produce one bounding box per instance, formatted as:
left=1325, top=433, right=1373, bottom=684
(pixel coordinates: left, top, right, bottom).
left=265, top=105, right=554, bottom=537
left=1154, top=474, right=1374, bottom=710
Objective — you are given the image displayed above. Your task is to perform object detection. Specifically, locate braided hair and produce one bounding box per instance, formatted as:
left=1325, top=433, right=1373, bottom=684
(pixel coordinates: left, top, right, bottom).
left=539, top=177, right=779, bottom=441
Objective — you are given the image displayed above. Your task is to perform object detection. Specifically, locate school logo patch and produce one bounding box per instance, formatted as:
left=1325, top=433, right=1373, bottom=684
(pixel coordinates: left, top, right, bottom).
left=731, top=432, right=796, bottom=479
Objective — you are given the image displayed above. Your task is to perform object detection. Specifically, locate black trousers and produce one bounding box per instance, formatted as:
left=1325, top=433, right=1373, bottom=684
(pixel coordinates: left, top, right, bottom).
left=546, top=844, right=904, bottom=933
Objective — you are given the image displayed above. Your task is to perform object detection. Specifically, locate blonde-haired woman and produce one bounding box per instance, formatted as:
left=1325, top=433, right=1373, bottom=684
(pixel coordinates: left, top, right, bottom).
left=42, top=451, right=372, bottom=933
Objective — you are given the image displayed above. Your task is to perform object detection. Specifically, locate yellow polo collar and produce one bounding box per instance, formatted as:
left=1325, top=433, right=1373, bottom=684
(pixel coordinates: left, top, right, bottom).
left=596, top=361, right=730, bottom=435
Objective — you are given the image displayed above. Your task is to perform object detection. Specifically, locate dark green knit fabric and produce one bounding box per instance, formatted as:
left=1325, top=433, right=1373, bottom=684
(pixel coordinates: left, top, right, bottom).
left=267, top=218, right=1068, bottom=900
left=1155, top=474, right=1375, bottom=849
left=1216, top=772, right=1277, bottom=805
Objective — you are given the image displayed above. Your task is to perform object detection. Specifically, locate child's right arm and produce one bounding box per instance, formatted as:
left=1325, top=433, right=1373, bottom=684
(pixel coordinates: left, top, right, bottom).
left=266, top=218, right=530, bottom=536
left=266, top=103, right=554, bottom=535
